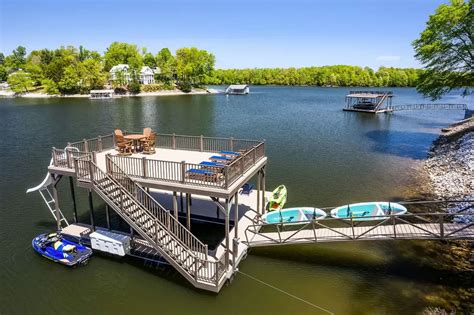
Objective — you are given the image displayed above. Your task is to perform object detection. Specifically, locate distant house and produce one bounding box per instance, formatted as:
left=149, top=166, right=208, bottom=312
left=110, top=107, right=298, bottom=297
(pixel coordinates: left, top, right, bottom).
left=109, top=64, right=131, bottom=83
left=139, top=66, right=155, bottom=85
left=109, top=64, right=156, bottom=85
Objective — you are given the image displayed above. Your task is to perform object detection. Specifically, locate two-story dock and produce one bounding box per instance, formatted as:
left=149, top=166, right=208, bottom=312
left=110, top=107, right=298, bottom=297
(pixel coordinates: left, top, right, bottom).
left=32, top=132, right=268, bottom=292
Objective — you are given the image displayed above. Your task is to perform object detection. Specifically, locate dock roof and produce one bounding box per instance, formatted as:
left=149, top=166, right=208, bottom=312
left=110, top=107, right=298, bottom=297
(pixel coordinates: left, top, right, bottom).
left=346, top=93, right=384, bottom=98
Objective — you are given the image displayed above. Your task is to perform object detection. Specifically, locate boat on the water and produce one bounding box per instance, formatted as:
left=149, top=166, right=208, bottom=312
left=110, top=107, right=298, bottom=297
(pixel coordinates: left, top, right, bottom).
left=330, top=202, right=407, bottom=221
left=262, top=207, right=327, bottom=224
left=267, top=185, right=287, bottom=211
left=32, top=233, right=93, bottom=266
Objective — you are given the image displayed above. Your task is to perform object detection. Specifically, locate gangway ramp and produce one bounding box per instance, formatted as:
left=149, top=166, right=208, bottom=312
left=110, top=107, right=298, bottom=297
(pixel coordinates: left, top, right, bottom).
left=244, top=202, right=474, bottom=247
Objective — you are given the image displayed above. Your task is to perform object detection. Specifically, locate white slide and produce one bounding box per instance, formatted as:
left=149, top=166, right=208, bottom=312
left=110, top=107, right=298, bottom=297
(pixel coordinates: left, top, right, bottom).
left=26, top=158, right=53, bottom=193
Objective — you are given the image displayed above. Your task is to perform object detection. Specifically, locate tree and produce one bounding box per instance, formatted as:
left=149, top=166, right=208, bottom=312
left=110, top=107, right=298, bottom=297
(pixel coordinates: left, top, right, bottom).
left=80, top=59, right=107, bottom=91
left=156, top=48, right=175, bottom=81
left=143, top=51, right=156, bottom=68
left=7, top=70, right=34, bottom=93
left=413, top=0, right=473, bottom=99
left=0, top=53, right=4, bottom=65
left=58, top=65, right=81, bottom=94
left=175, top=47, right=215, bottom=86
left=5, top=46, right=27, bottom=69
left=0, top=65, right=7, bottom=81
left=104, top=42, right=143, bottom=71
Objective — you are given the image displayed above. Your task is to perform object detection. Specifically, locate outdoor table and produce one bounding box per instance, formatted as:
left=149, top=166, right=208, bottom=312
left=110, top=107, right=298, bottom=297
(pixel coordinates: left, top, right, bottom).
left=124, top=134, right=146, bottom=152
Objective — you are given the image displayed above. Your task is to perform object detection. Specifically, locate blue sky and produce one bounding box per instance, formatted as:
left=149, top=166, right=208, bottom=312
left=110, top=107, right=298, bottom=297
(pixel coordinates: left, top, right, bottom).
left=0, top=0, right=446, bottom=69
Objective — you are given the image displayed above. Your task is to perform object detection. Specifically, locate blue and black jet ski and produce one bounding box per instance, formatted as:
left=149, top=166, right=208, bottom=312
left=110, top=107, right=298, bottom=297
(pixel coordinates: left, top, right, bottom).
left=32, top=233, right=92, bottom=266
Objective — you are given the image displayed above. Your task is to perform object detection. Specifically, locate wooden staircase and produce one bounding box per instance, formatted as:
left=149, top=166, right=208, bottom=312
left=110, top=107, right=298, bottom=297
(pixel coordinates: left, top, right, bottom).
left=73, top=156, right=227, bottom=292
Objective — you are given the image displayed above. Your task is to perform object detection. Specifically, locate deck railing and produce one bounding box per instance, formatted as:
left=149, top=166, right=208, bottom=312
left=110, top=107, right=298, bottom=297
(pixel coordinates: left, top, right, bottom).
left=106, top=141, right=265, bottom=189
left=51, top=133, right=265, bottom=189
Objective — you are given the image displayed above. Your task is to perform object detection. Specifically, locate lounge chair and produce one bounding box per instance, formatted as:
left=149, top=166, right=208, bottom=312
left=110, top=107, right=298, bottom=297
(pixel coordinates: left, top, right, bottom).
left=199, top=161, right=225, bottom=173
left=209, top=155, right=233, bottom=164
left=114, top=129, right=132, bottom=156
left=185, top=168, right=223, bottom=182
left=141, top=132, right=156, bottom=154
left=219, top=150, right=241, bottom=157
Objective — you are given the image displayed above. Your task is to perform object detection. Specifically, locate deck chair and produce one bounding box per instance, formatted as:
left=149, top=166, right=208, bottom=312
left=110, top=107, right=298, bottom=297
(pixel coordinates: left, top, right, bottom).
left=209, top=155, right=233, bottom=164
left=143, top=127, right=152, bottom=138
left=141, top=132, right=156, bottom=154
left=219, top=150, right=241, bottom=158
left=114, top=129, right=132, bottom=156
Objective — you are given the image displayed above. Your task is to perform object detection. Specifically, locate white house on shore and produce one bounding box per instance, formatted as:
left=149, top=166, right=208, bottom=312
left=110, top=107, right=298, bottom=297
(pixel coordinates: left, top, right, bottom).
left=109, top=64, right=158, bottom=85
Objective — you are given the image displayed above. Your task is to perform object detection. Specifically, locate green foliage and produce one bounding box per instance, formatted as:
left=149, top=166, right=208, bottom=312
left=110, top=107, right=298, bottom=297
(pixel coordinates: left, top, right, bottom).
left=143, top=52, right=156, bottom=68
left=7, top=70, right=34, bottom=93
left=80, top=59, right=107, bottom=91
left=58, top=65, right=81, bottom=94
left=413, top=0, right=473, bottom=99
left=0, top=65, right=7, bottom=81
left=104, top=42, right=143, bottom=71
left=129, top=78, right=141, bottom=94
left=140, top=83, right=174, bottom=92
left=4, top=46, right=27, bottom=69
left=0, top=53, right=4, bottom=65
left=204, top=66, right=422, bottom=87
left=175, top=47, right=215, bottom=86
left=156, top=48, right=175, bottom=81
left=176, top=80, right=192, bottom=92
left=41, top=78, right=59, bottom=95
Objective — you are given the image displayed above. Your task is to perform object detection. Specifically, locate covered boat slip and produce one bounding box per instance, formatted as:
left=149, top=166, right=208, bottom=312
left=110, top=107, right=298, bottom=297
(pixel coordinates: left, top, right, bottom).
left=343, top=90, right=394, bottom=113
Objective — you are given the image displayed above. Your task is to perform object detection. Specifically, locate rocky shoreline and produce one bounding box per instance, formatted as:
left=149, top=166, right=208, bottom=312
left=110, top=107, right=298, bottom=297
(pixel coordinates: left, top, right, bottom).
left=423, top=118, right=474, bottom=223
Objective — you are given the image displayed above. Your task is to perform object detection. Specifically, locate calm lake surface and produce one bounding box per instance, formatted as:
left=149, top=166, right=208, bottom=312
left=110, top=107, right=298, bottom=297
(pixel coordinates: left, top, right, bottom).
left=0, top=87, right=471, bottom=314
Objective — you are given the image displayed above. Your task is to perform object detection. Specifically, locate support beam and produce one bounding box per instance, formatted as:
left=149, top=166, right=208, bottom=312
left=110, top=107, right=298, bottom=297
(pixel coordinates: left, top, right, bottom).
left=225, top=199, right=230, bottom=269
left=234, top=193, right=239, bottom=239
left=256, top=170, right=261, bottom=215
left=186, top=193, right=191, bottom=230
left=172, top=191, right=178, bottom=219
left=52, top=183, right=61, bottom=231
left=261, top=167, right=266, bottom=214
left=88, top=189, right=95, bottom=231
left=69, top=177, right=78, bottom=223
left=105, top=204, right=111, bottom=231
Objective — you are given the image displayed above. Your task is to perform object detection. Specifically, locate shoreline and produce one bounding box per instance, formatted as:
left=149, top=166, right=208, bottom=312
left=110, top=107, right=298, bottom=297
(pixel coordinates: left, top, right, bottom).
left=0, top=88, right=221, bottom=99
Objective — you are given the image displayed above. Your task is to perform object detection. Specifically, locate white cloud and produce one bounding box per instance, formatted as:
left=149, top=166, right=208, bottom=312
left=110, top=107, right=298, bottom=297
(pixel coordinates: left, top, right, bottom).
left=376, top=55, right=401, bottom=62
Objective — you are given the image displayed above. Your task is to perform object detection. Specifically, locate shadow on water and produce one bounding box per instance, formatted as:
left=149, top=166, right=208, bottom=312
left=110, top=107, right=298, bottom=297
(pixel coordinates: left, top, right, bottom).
left=365, top=130, right=437, bottom=160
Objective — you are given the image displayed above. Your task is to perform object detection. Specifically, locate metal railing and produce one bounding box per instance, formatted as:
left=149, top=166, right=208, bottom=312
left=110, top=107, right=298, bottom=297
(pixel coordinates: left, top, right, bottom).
left=107, top=142, right=265, bottom=189
left=244, top=204, right=474, bottom=247
left=388, top=104, right=468, bottom=111
left=68, top=133, right=115, bottom=153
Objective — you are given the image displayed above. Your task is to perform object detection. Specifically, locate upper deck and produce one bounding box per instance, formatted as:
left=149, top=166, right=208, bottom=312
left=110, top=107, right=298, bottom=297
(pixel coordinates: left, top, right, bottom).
left=49, top=132, right=266, bottom=198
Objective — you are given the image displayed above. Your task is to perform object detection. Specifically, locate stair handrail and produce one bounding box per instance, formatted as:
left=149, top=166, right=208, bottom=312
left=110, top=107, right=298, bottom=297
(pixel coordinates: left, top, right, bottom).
left=104, top=154, right=209, bottom=259
left=374, top=92, right=389, bottom=111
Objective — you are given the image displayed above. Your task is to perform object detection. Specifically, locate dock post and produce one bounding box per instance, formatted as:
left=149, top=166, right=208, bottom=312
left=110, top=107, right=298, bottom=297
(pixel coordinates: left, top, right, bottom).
left=173, top=192, right=178, bottom=219
left=52, top=183, right=61, bottom=231
left=440, top=214, right=444, bottom=238
left=200, top=135, right=204, bottom=152
left=232, top=238, right=238, bottom=272
left=225, top=199, right=230, bottom=269
left=105, top=204, right=111, bottom=230
left=261, top=167, right=266, bottom=214
left=172, top=133, right=176, bottom=150
left=88, top=189, right=95, bottom=231
left=186, top=193, right=191, bottom=230
left=256, top=170, right=261, bottom=215
left=69, top=177, right=78, bottom=223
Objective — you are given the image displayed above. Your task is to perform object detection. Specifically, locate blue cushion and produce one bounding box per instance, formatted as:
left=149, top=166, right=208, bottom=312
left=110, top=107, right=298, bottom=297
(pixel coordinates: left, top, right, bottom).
left=186, top=168, right=215, bottom=175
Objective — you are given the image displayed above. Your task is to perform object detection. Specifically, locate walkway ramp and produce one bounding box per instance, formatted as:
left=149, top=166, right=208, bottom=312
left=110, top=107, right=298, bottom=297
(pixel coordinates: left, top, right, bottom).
left=245, top=210, right=474, bottom=247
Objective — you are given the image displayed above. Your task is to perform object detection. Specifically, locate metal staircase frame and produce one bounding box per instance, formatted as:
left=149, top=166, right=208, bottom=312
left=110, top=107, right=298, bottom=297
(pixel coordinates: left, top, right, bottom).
left=73, top=155, right=227, bottom=292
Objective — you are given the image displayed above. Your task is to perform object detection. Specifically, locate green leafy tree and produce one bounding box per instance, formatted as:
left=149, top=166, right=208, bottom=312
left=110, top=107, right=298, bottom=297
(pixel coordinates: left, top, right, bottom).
left=41, top=78, right=59, bottom=95
left=104, top=42, right=143, bottom=71
left=175, top=47, right=215, bottom=86
left=58, top=65, right=81, bottom=94
left=0, top=53, right=4, bottom=64
left=5, top=46, right=27, bottom=69
left=413, top=0, right=473, bottom=99
left=0, top=65, right=6, bottom=81
left=156, top=48, right=175, bottom=81
left=7, top=70, right=34, bottom=93
left=143, top=52, right=156, bottom=68
left=80, top=59, right=107, bottom=91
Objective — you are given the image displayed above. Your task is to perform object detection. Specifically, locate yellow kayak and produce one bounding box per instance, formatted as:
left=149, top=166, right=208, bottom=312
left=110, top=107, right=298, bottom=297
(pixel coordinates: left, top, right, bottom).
left=267, top=185, right=287, bottom=211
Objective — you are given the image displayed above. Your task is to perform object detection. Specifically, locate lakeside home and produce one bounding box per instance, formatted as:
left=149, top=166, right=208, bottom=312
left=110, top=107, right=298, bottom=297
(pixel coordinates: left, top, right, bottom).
left=109, top=64, right=158, bottom=85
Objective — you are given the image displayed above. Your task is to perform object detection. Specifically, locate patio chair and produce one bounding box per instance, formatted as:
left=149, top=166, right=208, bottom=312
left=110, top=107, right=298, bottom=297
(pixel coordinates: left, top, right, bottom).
left=199, top=161, right=225, bottom=173
left=141, top=132, right=156, bottom=154
left=114, top=129, right=132, bottom=156
left=209, top=155, right=233, bottom=164
left=143, top=127, right=152, bottom=138
left=219, top=150, right=241, bottom=157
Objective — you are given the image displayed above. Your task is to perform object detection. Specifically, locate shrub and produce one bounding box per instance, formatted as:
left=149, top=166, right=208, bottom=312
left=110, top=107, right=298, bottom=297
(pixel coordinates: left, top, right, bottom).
left=141, top=83, right=164, bottom=92
left=176, top=81, right=192, bottom=92
left=129, top=80, right=141, bottom=94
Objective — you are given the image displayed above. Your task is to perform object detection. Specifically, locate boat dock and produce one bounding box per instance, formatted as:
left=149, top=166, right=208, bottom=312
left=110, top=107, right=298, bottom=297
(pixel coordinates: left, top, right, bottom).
left=29, top=130, right=474, bottom=293
left=343, top=91, right=393, bottom=113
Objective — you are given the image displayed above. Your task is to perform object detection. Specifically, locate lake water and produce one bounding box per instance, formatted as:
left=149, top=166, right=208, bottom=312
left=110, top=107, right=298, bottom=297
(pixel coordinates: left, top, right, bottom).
left=0, top=87, right=471, bottom=314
